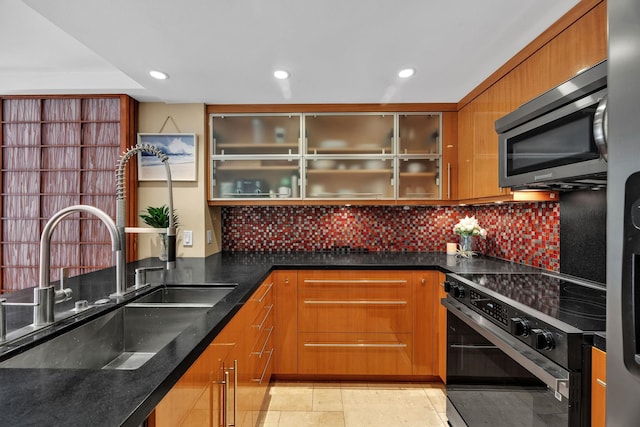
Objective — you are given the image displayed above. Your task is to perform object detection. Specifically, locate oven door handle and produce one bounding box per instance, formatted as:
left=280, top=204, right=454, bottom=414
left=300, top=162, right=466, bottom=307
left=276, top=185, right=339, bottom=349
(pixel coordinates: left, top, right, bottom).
left=443, top=298, right=572, bottom=400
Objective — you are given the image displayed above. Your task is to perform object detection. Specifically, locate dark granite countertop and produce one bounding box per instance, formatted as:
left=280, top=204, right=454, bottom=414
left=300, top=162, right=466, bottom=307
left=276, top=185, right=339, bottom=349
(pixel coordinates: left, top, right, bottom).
left=0, top=251, right=542, bottom=426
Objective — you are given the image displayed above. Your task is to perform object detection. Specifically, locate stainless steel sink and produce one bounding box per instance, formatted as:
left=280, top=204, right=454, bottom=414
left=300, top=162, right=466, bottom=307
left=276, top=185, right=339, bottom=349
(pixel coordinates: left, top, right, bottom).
left=129, top=285, right=236, bottom=307
left=0, top=305, right=209, bottom=370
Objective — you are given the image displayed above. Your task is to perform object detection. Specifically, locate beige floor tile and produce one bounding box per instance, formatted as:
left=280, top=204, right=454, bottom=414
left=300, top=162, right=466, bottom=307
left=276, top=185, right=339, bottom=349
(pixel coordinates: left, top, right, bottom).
left=313, top=388, right=343, bottom=412
left=256, top=410, right=281, bottom=426
left=424, top=387, right=447, bottom=413
left=339, top=382, right=371, bottom=389
left=342, top=388, right=428, bottom=409
left=278, top=411, right=345, bottom=427
left=344, top=407, right=444, bottom=427
left=266, top=385, right=313, bottom=411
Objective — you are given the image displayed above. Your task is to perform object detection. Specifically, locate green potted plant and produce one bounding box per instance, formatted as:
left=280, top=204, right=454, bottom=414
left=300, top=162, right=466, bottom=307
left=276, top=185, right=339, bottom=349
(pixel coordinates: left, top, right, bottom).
left=139, top=205, right=180, bottom=260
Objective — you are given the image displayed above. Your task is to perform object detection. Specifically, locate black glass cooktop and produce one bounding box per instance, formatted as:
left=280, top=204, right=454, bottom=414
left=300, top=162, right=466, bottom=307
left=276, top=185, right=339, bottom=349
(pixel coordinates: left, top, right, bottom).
left=456, top=273, right=606, bottom=332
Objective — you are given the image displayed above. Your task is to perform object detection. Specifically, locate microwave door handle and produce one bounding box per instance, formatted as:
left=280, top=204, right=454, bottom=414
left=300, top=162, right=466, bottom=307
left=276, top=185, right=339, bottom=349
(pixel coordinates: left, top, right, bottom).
left=593, top=95, right=608, bottom=161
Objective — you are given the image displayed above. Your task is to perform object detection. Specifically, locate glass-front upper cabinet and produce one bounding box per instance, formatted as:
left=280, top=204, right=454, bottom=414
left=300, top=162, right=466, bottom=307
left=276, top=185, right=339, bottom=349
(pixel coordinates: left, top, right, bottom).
left=305, top=158, right=394, bottom=199
left=305, top=113, right=394, bottom=155
left=212, top=159, right=300, bottom=199
left=210, top=114, right=301, bottom=200
left=211, top=114, right=301, bottom=155
left=397, top=113, right=442, bottom=199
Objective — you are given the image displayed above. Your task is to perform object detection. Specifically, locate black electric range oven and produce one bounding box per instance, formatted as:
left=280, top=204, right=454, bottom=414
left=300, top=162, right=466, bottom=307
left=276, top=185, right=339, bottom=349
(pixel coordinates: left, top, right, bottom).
left=442, top=272, right=606, bottom=427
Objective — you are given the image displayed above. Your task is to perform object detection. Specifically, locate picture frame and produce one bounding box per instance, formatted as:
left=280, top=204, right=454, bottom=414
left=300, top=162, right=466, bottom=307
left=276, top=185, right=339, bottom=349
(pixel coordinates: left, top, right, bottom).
left=137, top=133, right=197, bottom=181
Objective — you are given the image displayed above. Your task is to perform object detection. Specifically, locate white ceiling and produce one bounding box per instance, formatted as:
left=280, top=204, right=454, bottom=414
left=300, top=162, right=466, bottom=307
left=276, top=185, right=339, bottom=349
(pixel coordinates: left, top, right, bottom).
left=1, top=0, right=580, bottom=104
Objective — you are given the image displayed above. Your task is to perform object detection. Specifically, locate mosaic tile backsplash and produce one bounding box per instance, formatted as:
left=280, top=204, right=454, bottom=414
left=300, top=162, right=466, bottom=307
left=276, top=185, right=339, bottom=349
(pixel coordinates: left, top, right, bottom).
left=221, top=202, right=560, bottom=271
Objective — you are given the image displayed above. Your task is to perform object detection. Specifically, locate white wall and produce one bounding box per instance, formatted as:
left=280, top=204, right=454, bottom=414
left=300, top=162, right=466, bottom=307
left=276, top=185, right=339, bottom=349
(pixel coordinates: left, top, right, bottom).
left=137, top=103, right=221, bottom=259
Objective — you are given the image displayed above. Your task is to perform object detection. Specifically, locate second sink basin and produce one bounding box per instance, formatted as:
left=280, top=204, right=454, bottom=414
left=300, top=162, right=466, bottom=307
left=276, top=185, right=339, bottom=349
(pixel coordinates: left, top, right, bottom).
left=129, top=285, right=236, bottom=307
left=0, top=305, right=209, bottom=370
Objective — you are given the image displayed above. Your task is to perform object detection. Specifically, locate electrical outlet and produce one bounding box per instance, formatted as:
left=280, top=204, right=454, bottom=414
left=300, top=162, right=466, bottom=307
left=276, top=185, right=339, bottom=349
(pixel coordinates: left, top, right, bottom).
left=183, top=230, right=193, bottom=247
left=207, top=230, right=212, bottom=244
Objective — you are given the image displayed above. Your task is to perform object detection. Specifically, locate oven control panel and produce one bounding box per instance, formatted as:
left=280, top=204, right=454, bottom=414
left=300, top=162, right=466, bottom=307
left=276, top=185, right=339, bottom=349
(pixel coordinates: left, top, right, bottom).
left=469, top=290, right=508, bottom=326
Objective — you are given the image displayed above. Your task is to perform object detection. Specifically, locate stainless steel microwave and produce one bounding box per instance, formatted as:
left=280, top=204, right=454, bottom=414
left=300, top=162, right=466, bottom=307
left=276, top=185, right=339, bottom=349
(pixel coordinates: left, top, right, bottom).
left=495, top=60, right=608, bottom=190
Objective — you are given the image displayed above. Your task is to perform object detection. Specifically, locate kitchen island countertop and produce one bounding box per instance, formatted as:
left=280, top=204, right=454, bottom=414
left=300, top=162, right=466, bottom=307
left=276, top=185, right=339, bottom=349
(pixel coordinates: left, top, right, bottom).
left=0, top=251, right=542, bottom=426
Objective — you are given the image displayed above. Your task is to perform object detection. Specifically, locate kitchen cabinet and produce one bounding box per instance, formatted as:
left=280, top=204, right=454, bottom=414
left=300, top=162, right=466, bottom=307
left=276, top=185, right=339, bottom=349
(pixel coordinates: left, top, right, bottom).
left=208, top=109, right=453, bottom=204
left=456, top=0, right=606, bottom=203
left=151, top=275, right=275, bottom=427
left=274, top=270, right=297, bottom=375
left=305, top=113, right=395, bottom=200
left=397, top=114, right=443, bottom=200
left=591, top=346, right=606, bottom=427
left=435, top=272, right=447, bottom=382
left=210, top=114, right=302, bottom=200
left=271, top=269, right=444, bottom=378
left=296, top=270, right=413, bottom=376
left=412, top=271, right=436, bottom=376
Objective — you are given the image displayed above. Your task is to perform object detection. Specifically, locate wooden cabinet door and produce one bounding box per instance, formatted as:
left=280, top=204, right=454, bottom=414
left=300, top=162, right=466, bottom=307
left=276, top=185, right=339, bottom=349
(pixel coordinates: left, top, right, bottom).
left=153, top=346, right=215, bottom=427
left=591, top=347, right=606, bottom=427
left=435, top=272, right=447, bottom=382
left=412, top=271, right=436, bottom=376
left=275, top=270, right=298, bottom=375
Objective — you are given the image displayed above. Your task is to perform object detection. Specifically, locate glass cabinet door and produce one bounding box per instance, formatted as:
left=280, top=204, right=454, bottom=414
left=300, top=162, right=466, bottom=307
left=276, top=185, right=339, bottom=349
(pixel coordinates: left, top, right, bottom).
left=305, top=158, right=394, bottom=199
left=397, top=158, right=441, bottom=199
left=398, top=113, right=441, bottom=155
left=211, top=114, right=301, bottom=155
left=212, top=159, right=300, bottom=199
left=305, top=113, right=394, bottom=155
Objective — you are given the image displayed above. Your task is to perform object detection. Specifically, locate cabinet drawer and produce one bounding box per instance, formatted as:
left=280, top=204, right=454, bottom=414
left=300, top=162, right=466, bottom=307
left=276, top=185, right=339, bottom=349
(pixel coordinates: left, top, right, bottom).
left=298, top=270, right=411, bottom=333
left=251, top=331, right=275, bottom=385
left=244, top=276, right=274, bottom=321
left=298, top=299, right=410, bottom=333
left=298, top=332, right=412, bottom=375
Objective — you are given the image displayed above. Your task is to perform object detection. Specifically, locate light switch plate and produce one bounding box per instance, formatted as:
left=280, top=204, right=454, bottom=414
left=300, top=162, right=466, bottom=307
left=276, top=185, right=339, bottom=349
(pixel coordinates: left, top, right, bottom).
left=183, top=230, right=193, bottom=247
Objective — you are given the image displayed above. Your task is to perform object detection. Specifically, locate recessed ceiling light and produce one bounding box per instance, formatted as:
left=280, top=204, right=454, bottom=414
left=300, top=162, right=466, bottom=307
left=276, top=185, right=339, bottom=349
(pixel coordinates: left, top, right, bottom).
left=274, top=70, right=290, bottom=80
left=149, top=70, right=169, bottom=80
left=398, top=68, right=415, bottom=78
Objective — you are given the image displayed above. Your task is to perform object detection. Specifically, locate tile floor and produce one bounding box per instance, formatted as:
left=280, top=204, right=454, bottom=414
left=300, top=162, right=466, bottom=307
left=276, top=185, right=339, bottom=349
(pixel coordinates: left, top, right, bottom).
left=257, top=381, right=448, bottom=427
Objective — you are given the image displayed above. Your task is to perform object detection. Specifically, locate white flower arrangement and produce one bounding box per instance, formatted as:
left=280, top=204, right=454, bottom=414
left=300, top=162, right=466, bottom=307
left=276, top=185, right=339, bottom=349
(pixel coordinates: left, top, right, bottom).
left=453, top=216, right=487, bottom=258
left=453, top=215, right=487, bottom=238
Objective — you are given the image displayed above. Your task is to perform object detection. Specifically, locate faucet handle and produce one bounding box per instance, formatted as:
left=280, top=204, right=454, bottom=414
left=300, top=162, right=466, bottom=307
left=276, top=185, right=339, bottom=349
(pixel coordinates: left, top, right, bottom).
left=135, top=266, right=164, bottom=289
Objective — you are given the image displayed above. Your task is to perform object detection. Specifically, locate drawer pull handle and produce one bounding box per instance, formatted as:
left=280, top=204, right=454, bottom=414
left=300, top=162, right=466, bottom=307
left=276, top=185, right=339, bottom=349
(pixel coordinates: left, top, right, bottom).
left=596, top=378, right=607, bottom=387
left=304, top=342, right=407, bottom=348
left=256, top=282, right=273, bottom=303
left=303, top=279, right=408, bottom=284
left=252, top=327, right=274, bottom=358
left=253, top=304, right=273, bottom=331
left=304, top=300, right=407, bottom=305
left=252, top=349, right=274, bottom=384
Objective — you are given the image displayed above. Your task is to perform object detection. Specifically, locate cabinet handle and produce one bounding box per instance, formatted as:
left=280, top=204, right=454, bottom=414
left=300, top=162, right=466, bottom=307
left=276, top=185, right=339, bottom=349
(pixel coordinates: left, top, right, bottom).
left=304, top=342, right=407, bottom=348
left=596, top=378, right=607, bottom=387
left=303, top=300, right=407, bottom=305
left=256, top=283, right=273, bottom=303
left=303, top=279, right=408, bottom=284
left=284, top=277, right=289, bottom=284
left=223, top=370, right=229, bottom=427
left=232, top=359, right=238, bottom=426
left=447, top=162, right=451, bottom=199
left=421, top=278, right=426, bottom=285
left=252, top=349, right=274, bottom=384
left=252, top=327, right=274, bottom=358
left=253, top=304, right=274, bottom=330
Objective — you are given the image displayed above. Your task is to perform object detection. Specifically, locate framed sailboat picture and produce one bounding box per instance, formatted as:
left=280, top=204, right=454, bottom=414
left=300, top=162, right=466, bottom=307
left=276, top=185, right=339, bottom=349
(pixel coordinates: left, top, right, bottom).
left=137, top=133, right=197, bottom=181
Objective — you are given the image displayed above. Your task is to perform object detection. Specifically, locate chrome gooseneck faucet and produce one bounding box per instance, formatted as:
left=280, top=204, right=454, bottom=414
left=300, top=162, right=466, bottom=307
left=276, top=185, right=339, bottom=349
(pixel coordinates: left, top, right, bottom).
left=37, top=205, right=122, bottom=326
left=115, top=143, right=176, bottom=297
